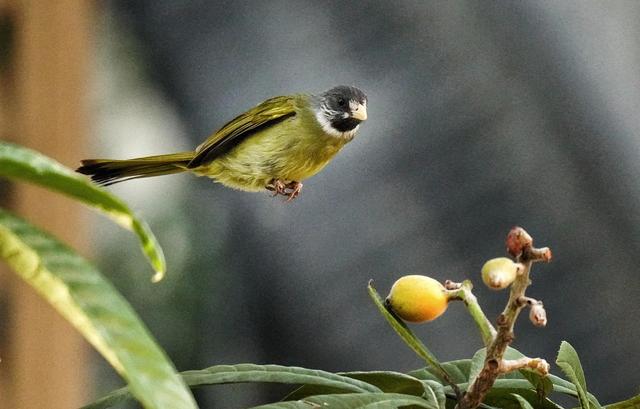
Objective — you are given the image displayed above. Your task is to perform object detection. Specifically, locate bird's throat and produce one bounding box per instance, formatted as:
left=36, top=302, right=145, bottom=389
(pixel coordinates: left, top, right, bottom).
left=332, top=117, right=361, bottom=132
left=314, top=110, right=360, bottom=140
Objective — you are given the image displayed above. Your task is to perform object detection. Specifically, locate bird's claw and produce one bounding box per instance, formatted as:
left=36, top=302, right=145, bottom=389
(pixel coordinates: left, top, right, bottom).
left=284, top=181, right=303, bottom=202
left=266, top=179, right=287, bottom=197
left=266, top=179, right=303, bottom=202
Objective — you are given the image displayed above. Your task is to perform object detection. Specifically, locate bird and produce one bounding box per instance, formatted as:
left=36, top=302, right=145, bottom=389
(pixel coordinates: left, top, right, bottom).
left=77, top=85, right=368, bottom=201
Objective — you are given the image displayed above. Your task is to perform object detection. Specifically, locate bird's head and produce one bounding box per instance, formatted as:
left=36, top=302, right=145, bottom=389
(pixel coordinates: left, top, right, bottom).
left=315, top=85, right=368, bottom=139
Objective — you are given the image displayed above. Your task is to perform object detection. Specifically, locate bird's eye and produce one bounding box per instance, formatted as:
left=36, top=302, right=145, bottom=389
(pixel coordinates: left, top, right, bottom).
left=337, top=98, right=346, bottom=107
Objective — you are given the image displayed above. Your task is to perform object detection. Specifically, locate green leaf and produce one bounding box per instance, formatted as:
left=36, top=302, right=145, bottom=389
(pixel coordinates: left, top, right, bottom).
left=511, top=393, right=535, bottom=409
left=468, top=347, right=554, bottom=405
left=520, top=368, right=554, bottom=402
left=252, top=393, right=439, bottom=409
left=87, top=364, right=381, bottom=409
left=556, top=341, right=602, bottom=409
left=485, top=388, right=562, bottom=409
left=283, top=385, right=355, bottom=402
left=445, top=378, right=567, bottom=395
left=468, top=347, right=530, bottom=383
left=547, top=373, right=583, bottom=396
left=440, top=361, right=473, bottom=384
left=468, top=348, right=488, bottom=383
left=605, top=394, right=640, bottom=409
left=423, top=380, right=447, bottom=409
left=441, top=379, right=565, bottom=408
left=342, top=371, right=426, bottom=396
left=556, top=342, right=587, bottom=400
left=408, top=368, right=441, bottom=383
left=409, top=360, right=471, bottom=384
left=0, top=209, right=195, bottom=409
left=185, top=364, right=381, bottom=392
left=546, top=374, right=599, bottom=406
left=368, top=281, right=456, bottom=393
left=0, top=141, right=165, bottom=280
left=415, top=355, right=587, bottom=406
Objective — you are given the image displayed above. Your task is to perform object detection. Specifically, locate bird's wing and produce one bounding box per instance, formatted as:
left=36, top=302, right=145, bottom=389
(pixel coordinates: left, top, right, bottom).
left=187, top=95, right=298, bottom=168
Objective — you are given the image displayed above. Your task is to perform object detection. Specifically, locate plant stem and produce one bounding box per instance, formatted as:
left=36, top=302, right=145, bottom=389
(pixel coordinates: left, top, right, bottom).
left=445, top=280, right=496, bottom=347
left=456, top=228, right=551, bottom=409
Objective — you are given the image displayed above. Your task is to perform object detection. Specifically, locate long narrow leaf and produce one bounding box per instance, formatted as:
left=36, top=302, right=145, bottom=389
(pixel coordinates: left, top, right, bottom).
left=341, top=371, right=425, bottom=396
left=0, top=142, right=165, bottom=280
left=512, top=393, right=535, bottom=409
left=409, top=359, right=471, bottom=384
left=0, top=209, right=195, bottom=409
left=86, top=364, right=381, bottom=409
left=486, top=389, right=562, bottom=409
left=443, top=379, right=569, bottom=395
left=422, top=380, right=446, bottom=409
left=252, top=393, right=438, bottom=409
left=605, top=394, right=640, bottom=409
left=367, top=281, right=458, bottom=395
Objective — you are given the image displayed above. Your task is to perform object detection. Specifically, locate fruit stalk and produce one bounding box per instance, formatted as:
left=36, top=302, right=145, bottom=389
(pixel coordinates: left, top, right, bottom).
left=444, top=280, right=496, bottom=347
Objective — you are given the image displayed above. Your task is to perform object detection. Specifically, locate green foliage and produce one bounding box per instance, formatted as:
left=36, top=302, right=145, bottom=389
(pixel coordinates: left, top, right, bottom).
left=343, top=372, right=428, bottom=396
left=88, top=355, right=640, bottom=409
left=284, top=371, right=432, bottom=402
left=469, top=347, right=554, bottom=398
left=86, top=298, right=639, bottom=409
left=605, top=395, right=640, bottom=409
left=0, top=142, right=195, bottom=408
left=519, top=367, right=554, bottom=401
left=0, top=142, right=165, bottom=280
left=253, top=393, right=439, bottom=409
left=513, top=393, right=536, bottom=409
left=86, top=364, right=383, bottom=409
left=410, top=346, right=610, bottom=409
left=409, top=359, right=471, bottom=384
left=556, top=342, right=602, bottom=409
left=0, top=209, right=195, bottom=408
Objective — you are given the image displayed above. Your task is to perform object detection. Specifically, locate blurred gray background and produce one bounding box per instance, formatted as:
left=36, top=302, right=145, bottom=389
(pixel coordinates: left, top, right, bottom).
left=89, top=1, right=640, bottom=407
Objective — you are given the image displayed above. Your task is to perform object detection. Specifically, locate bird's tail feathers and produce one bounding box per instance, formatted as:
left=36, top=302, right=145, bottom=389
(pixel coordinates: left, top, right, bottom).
left=77, top=152, right=195, bottom=186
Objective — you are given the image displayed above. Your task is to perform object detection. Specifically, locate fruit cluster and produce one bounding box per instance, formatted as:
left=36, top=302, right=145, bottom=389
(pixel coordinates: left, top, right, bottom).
left=385, top=227, right=549, bottom=326
left=386, top=256, right=521, bottom=324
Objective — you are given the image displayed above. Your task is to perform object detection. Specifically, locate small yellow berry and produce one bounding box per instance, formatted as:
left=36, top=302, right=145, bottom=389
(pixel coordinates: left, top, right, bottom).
left=481, top=257, right=519, bottom=290
left=386, top=275, right=448, bottom=323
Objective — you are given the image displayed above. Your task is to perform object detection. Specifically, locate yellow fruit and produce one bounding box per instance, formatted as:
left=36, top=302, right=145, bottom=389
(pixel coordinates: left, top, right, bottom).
left=386, top=275, right=448, bottom=323
left=481, top=257, right=519, bottom=290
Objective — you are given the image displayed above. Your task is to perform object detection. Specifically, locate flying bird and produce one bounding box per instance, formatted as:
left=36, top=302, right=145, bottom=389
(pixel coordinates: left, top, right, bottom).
left=77, top=86, right=368, bottom=201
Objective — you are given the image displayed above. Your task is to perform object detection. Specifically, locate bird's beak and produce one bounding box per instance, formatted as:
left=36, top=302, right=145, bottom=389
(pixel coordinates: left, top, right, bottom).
left=351, top=102, right=367, bottom=121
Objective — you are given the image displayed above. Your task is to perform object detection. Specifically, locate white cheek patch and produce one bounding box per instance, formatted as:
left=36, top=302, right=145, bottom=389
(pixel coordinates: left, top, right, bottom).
left=315, top=109, right=359, bottom=140
left=315, top=110, right=342, bottom=137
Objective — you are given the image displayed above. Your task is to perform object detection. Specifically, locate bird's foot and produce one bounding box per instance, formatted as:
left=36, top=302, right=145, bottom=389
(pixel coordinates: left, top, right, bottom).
left=266, top=179, right=303, bottom=202
left=266, top=179, right=287, bottom=197
left=284, top=181, right=303, bottom=202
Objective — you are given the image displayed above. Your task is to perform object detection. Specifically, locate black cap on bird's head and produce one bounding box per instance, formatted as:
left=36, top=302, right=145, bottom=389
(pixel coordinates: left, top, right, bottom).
left=315, top=85, right=368, bottom=139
